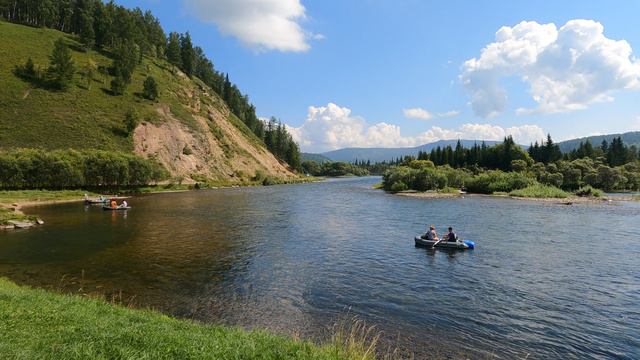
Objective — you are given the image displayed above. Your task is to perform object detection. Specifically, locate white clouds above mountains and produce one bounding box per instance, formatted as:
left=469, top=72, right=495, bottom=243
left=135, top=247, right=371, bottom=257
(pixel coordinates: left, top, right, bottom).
left=461, top=19, right=640, bottom=117
left=287, top=103, right=545, bottom=153
left=403, top=108, right=460, bottom=120
left=184, top=0, right=318, bottom=52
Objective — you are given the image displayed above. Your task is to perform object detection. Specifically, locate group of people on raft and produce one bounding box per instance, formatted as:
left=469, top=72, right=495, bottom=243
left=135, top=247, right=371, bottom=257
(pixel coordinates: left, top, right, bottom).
left=423, top=226, right=458, bottom=242
left=84, top=194, right=128, bottom=208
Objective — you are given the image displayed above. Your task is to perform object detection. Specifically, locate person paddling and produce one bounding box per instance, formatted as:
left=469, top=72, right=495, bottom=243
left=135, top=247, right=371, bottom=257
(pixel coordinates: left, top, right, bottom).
left=446, top=227, right=458, bottom=242
left=425, top=225, right=439, bottom=241
left=110, top=199, right=117, bottom=209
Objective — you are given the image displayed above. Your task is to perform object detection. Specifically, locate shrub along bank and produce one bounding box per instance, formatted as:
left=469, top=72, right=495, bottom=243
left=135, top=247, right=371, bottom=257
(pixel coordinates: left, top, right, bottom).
left=381, top=137, right=640, bottom=198
left=0, top=149, right=168, bottom=190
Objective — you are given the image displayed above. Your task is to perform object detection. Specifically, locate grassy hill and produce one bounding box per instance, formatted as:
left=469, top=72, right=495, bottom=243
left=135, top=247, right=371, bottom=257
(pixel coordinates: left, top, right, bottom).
left=301, top=152, right=332, bottom=163
left=0, top=21, right=294, bottom=183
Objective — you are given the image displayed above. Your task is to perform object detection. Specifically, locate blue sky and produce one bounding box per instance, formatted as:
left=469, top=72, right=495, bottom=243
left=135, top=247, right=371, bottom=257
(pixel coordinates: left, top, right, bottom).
left=118, top=0, right=640, bottom=152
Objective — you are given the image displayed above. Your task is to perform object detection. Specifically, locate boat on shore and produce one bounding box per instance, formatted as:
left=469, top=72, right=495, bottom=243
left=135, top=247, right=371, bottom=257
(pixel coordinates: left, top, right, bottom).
left=85, top=199, right=108, bottom=205
left=414, top=236, right=475, bottom=249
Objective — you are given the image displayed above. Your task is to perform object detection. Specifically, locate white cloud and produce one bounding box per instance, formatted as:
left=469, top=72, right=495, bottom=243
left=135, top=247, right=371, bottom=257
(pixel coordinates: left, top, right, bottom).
left=184, top=0, right=320, bottom=52
left=438, top=110, right=460, bottom=118
left=403, top=108, right=460, bottom=120
left=461, top=19, right=640, bottom=117
left=288, top=103, right=545, bottom=152
left=403, top=108, right=433, bottom=120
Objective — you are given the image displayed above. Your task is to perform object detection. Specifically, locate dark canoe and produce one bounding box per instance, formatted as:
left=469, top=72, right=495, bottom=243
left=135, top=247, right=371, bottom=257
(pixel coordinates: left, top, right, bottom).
left=102, top=206, right=131, bottom=211
left=414, top=236, right=475, bottom=249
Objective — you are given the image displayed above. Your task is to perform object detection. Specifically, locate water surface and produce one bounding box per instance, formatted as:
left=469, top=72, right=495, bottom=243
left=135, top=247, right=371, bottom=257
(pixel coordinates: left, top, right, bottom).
left=1, top=177, right=638, bottom=358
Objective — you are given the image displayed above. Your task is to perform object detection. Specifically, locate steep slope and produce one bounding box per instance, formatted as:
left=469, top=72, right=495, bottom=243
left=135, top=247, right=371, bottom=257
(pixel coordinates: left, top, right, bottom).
left=557, top=131, right=640, bottom=153
left=0, top=21, right=295, bottom=183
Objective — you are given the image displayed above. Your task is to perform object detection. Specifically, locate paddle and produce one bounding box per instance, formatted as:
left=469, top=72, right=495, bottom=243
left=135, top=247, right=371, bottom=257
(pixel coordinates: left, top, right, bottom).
left=431, top=237, right=443, bottom=248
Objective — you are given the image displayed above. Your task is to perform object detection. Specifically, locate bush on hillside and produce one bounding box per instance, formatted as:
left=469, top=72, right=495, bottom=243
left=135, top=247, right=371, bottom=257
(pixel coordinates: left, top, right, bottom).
left=125, top=109, right=139, bottom=135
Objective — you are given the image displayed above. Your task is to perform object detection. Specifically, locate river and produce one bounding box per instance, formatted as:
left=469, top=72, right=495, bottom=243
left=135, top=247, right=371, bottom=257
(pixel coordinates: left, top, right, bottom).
left=0, top=177, right=638, bottom=358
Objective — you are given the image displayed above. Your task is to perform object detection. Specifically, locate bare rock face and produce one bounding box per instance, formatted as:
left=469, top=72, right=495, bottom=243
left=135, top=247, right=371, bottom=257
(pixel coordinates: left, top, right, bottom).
left=133, top=95, right=296, bottom=183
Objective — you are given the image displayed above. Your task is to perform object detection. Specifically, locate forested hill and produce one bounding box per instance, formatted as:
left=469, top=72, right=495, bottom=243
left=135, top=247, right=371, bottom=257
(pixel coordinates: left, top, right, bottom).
left=0, top=0, right=302, bottom=184
left=557, top=131, right=640, bottom=153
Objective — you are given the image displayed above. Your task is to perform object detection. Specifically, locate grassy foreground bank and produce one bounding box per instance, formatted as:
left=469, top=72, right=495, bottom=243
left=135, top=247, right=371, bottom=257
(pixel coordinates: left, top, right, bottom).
left=0, top=278, right=372, bottom=359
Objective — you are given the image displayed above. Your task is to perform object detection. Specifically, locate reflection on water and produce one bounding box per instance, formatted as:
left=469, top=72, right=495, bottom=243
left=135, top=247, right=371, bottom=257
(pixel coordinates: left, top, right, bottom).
left=1, top=177, right=639, bottom=359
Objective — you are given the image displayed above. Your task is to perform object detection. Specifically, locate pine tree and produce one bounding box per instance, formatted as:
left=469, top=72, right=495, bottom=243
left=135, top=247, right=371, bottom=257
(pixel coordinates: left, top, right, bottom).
left=78, top=12, right=95, bottom=50
left=84, top=59, right=96, bottom=90
left=143, top=76, right=159, bottom=100
left=166, top=32, right=182, bottom=68
left=180, top=32, right=195, bottom=77
left=48, top=38, right=75, bottom=90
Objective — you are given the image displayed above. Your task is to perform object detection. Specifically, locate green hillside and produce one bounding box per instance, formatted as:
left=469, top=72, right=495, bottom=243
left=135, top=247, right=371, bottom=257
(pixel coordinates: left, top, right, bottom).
left=0, top=21, right=297, bottom=184
left=0, top=20, right=215, bottom=151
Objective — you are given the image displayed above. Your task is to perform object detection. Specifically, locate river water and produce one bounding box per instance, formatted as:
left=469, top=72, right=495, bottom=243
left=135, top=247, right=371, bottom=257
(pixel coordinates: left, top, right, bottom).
left=1, top=177, right=638, bottom=359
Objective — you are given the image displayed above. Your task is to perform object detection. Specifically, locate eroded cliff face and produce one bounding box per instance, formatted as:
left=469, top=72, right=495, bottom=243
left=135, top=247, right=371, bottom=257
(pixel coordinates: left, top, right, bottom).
left=133, top=83, right=295, bottom=183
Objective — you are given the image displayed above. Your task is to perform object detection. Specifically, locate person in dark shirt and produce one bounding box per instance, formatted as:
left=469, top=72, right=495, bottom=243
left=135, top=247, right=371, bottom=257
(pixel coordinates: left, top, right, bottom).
left=446, top=227, right=457, bottom=242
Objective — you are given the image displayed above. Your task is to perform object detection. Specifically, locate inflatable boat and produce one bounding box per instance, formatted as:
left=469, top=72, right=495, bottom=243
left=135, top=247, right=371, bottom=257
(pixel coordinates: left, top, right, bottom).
left=414, top=236, right=475, bottom=249
left=102, top=206, right=131, bottom=211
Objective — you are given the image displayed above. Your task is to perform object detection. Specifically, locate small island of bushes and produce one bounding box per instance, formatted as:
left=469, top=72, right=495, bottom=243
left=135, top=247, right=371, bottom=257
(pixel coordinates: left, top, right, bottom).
left=381, top=135, right=638, bottom=199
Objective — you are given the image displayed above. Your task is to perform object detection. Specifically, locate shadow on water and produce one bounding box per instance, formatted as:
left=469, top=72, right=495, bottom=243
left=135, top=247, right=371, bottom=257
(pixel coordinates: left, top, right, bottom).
left=1, top=177, right=639, bottom=359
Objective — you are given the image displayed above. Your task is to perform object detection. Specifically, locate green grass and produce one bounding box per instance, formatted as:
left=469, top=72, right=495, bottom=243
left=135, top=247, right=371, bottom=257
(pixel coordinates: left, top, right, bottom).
left=0, top=207, right=36, bottom=225
left=438, top=187, right=460, bottom=194
left=0, top=278, right=372, bottom=360
left=0, top=189, right=99, bottom=205
left=509, top=184, right=569, bottom=198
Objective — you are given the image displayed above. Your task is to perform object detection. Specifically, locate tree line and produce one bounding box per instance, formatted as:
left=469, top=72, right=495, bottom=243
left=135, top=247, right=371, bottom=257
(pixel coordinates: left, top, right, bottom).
left=0, top=149, right=168, bottom=190
left=382, top=136, right=640, bottom=194
left=2, top=0, right=302, bottom=171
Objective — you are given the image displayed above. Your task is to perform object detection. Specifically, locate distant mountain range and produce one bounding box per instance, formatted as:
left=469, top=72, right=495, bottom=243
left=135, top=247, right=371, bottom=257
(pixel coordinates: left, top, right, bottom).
left=318, top=140, right=503, bottom=163
left=307, top=131, right=640, bottom=163
left=556, top=131, right=640, bottom=153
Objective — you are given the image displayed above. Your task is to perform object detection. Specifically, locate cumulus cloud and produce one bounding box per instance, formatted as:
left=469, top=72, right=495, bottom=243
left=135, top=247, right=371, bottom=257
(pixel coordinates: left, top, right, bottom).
left=403, top=108, right=460, bottom=120
left=184, top=0, right=319, bottom=52
left=461, top=19, right=640, bottom=117
left=288, top=103, right=545, bottom=152
left=403, top=108, right=433, bottom=120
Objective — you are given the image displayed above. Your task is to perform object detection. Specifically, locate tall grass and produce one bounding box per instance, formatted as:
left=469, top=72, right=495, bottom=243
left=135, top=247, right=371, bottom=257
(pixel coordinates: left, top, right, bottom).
left=574, top=185, right=604, bottom=197
left=329, top=317, right=380, bottom=360
left=509, top=184, right=569, bottom=198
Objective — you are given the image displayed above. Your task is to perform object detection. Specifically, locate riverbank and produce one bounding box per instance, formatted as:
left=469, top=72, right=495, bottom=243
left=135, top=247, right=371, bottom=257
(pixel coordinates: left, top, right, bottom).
left=394, top=190, right=611, bottom=204
left=0, top=278, right=373, bottom=360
